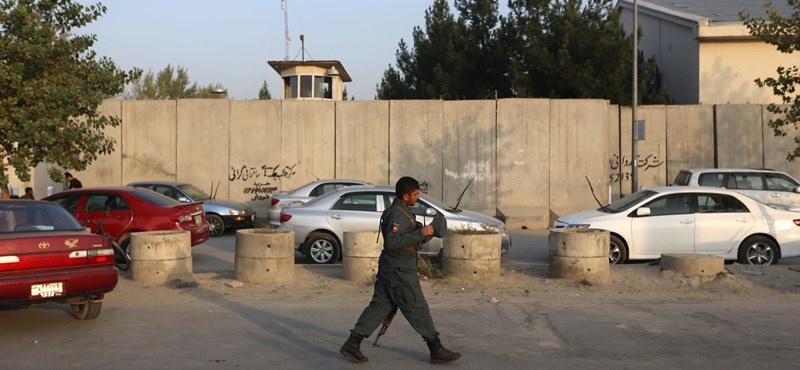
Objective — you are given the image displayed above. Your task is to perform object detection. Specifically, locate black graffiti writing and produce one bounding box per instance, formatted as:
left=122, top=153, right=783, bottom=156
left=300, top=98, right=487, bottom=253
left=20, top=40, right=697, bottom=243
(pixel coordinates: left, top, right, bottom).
left=608, top=153, right=664, bottom=184
left=242, top=181, right=278, bottom=201
left=229, top=163, right=298, bottom=182
left=420, top=180, right=430, bottom=194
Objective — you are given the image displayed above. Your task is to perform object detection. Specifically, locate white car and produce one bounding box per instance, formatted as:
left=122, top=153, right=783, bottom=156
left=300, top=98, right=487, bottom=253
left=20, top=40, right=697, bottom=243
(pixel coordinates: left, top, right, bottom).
left=268, top=179, right=370, bottom=226
left=672, top=168, right=800, bottom=210
left=552, top=186, right=800, bottom=265
left=279, top=185, right=511, bottom=264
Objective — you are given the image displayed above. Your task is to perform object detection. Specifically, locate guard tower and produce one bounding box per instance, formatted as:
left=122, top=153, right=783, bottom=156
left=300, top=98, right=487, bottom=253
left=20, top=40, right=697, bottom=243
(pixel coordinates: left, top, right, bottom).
left=268, top=59, right=351, bottom=101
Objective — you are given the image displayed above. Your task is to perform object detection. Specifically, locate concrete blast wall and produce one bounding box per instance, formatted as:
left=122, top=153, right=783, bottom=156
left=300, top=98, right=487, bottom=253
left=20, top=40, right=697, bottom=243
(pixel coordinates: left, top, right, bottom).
left=17, top=98, right=794, bottom=229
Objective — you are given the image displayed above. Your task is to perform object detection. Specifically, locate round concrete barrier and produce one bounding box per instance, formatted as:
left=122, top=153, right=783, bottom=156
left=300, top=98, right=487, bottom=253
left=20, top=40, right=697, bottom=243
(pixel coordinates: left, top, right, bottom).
left=130, top=230, right=193, bottom=284
left=442, top=233, right=502, bottom=280
left=548, top=228, right=610, bottom=280
left=661, top=253, right=724, bottom=276
left=235, top=229, right=294, bottom=284
left=342, top=232, right=383, bottom=283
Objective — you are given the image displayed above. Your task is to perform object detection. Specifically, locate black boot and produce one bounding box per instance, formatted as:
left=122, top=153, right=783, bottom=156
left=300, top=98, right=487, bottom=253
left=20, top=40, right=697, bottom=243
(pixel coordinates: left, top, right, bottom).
left=340, top=332, right=369, bottom=363
left=426, top=336, right=461, bottom=364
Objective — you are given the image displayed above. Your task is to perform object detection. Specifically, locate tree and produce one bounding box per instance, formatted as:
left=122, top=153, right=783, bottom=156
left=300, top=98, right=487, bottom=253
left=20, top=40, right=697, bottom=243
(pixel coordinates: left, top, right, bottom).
left=742, top=1, right=800, bottom=160
left=126, top=64, right=226, bottom=99
left=0, top=0, right=138, bottom=199
left=258, top=80, right=272, bottom=100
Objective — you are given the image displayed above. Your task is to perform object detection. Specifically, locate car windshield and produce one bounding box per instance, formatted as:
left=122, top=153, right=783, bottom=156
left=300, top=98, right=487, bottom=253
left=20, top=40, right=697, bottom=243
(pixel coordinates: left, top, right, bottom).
left=177, top=183, right=210, bottom=200
left=0, top=203, right=83, bottom=233
left=604, top=190, right=658, bottom=213
left=131, top=189, right=182, bottom=207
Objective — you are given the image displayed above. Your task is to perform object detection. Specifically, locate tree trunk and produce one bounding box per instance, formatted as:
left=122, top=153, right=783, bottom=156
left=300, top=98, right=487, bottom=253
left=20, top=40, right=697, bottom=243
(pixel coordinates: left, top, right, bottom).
left=1, top=185, right=10, bottom=200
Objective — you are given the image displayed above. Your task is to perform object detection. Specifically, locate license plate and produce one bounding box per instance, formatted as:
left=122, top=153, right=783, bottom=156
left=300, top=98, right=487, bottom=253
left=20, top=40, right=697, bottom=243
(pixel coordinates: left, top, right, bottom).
left=194, top=215, right=202, bottom=225
left=250, top=214, right=255, bottom=222
left=31, top=282, right=64, bottom=298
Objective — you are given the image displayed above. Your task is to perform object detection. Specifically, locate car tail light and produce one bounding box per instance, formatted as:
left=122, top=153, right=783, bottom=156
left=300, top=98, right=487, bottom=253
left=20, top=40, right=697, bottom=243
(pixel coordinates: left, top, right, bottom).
left=280, top=213, right=292, bottom=222
left=271, top=198, right=280, bottom=206
left=88, top=249, right=115, bottom=264
left=170, top=213, right=193, bottom=223
left=794, top=219, right=800, bottom=226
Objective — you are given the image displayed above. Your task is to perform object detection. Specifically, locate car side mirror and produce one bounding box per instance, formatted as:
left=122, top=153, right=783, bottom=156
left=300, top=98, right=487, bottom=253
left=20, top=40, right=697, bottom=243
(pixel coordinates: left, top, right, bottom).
left=425, top=207, right=438, bottom=217
left=178, top=197, right=191, bottom=203
left=636, top=207, right=651, bottom=217
left=794, top=186, right=800, bottom=194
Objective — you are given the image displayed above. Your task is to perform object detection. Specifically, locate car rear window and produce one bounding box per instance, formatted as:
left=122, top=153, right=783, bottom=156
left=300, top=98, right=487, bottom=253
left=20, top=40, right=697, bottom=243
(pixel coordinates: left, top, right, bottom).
left=0, top=203, right=83, bottom=233
left=131, top=189, right=182, bottom=207
left=672, top=172, right=691, bottom=186
left=698, top=173, right=725, bottom=187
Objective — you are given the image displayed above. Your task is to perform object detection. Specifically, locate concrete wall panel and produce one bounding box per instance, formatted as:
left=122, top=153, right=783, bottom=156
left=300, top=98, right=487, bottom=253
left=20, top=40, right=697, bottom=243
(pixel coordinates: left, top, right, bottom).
left=608, top=105, right=622, bottom=200
left=227, top=100, right=282, bottom=217
left=389, top=100, right=443, bottom=200
left=665, top=105, right=714, bottom=182
left=176, top=100, right=230, bottom=198
left=121, top=100, right=177, bottom=184
left=496, top=99, right=550, bottom=228
left=336, top=101, right=389, bottom=185
left=618, top=106, right=668, bottom=191
left=281, top=101, right=335, bottom=191
left=550, top=100, right=609, bottom=219
left=443, top=100, right=496, bottom=215
left=716, top=104, right=764, bottom=169
left=74, top=99, right=123, bottom=188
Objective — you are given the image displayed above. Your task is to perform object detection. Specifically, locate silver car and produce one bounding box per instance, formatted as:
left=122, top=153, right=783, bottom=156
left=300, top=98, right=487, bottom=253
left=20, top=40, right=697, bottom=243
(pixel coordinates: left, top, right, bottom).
left=268, top=179, right=370, bottom=226
left=672, top=168, right=800, bottom=210
left=278, top=185, right=511, bottom=264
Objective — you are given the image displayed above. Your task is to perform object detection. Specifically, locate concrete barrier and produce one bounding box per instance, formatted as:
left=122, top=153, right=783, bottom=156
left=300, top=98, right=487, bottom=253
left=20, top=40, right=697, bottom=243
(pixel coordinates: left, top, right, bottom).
left=342, top=232, right=383, bottom=284
left=235, top=229, right=294, bottom=284
left=548, top=228, right=610, bottom=280
left=130, top=230, right=193, bottom=284
left=661, top=253, right=724, bottom=276
left=442, top=233, right=502, bottom=280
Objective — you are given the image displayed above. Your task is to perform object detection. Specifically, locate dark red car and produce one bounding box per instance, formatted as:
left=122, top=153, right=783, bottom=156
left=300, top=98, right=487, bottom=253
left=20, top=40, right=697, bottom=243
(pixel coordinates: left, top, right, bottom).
left=43, top=187, right=210, bottom=252
left=0, top=200, right=118, bottom=319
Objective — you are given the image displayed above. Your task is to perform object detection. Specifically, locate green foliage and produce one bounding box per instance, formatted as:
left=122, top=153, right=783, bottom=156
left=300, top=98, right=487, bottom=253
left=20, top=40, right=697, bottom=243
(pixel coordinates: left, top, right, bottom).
left=742, top=0, right=800, bottom=161
left=258, top=80, right=272, bottom=100
left=127, top=64, right=226, bottom=99
left=377, top=0, right=670, bottom=105
left=0, top=0, right=139, bottom=189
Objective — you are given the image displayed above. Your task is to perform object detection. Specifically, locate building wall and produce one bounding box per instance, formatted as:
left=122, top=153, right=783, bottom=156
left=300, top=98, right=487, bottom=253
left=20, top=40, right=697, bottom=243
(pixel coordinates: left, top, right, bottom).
left=698, top=40, right=800, bottom=104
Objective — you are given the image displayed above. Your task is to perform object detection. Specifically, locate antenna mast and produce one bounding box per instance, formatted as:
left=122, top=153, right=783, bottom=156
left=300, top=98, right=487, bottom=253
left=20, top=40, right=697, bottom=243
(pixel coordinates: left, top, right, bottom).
left=282, top=0, right=290, bottom=61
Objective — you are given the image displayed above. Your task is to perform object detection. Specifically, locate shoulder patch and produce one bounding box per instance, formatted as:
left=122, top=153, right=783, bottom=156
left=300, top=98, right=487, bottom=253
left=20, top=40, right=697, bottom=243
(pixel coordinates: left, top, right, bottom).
left=391, top=223, right=399, bottom=233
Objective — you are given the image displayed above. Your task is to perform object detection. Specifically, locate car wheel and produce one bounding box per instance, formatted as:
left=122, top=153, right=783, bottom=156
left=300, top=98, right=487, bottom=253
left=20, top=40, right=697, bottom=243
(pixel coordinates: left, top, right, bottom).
left=738, top=235, right=779, bottom=265
left=306, top=232, right=340, bottom=264
left=71, top=300, right=103, bottom=320
left=206, top=214, right=225, bottom=237
left=609, top=235, right=628, bottom=265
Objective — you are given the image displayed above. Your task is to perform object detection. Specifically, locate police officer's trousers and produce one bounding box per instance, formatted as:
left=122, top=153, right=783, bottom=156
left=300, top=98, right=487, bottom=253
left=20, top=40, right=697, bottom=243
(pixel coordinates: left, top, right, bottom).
left=352, top=272, right=438, bottom=340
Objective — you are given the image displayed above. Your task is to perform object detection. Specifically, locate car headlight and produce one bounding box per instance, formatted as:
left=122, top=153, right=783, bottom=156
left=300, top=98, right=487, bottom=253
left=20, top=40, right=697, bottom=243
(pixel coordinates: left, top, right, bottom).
left=229, top=210, right=244, bottom=215
left=480, top=223, right=501, bottom=233
left=566, top=223, right=591, bottom=229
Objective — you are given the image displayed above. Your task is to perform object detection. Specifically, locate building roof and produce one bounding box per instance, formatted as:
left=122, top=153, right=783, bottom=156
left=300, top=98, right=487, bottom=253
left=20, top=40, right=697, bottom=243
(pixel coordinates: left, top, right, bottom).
left=620, top=0, right=794, bottom=23
left=267, top=60, right=352, bottom=82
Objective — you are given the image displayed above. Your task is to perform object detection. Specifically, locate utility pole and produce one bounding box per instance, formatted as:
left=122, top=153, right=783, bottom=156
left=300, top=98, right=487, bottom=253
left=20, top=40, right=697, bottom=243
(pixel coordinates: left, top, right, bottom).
left=631, top=0, right=639, bottom=194
left=282, top=0, right=290, bottom=61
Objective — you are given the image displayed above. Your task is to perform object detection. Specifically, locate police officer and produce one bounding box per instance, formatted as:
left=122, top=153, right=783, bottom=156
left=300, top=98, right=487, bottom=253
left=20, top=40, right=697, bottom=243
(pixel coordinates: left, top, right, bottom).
left=339, top=176, right=461, bottom=364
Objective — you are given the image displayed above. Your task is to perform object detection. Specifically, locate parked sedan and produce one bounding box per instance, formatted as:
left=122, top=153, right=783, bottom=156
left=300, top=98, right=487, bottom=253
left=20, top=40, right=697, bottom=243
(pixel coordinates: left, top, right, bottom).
left=279, top=185, right=511, bottom=264
left=44, top=187, right=210, bottom=253
left=0, top=200, right=118, bottom=319
left=672, top=168, right=800, bottom=210
left=127, top=181, right=256, bottom=237
left=553, top=186, right=800, bottom=265
left=268, top=179, right=370, bottom=226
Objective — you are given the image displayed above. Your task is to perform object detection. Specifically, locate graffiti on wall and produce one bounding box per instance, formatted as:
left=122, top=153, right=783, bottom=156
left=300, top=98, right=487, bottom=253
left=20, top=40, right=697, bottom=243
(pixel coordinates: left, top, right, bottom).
left=229, top=163, right=298, bottom=201
left=608, top=154, right=664, bottom=183
left=444, top=160, right=491, bottom=181
left=419, top=180, right=430, bottom=194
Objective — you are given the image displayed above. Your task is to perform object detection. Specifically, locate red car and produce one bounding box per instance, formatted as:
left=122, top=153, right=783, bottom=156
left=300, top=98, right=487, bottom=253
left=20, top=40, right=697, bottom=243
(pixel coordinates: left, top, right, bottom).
left=0, top=200, right=118, bottom=319
left=43, top=187, right=210, bottom=252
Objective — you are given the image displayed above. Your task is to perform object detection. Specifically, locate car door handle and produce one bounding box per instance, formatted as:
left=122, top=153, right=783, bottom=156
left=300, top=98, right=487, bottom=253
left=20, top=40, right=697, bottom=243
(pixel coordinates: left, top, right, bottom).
left=736, top=218, right=749, bottom=223
left=680, top=220, right=693, bottom=224
left=330, top=215, right=343, bottom=220
left=771, top=193, right=781, bottom=197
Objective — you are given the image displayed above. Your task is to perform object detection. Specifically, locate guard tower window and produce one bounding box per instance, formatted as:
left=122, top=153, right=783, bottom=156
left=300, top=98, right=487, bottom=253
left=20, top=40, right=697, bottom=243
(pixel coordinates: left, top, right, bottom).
left=283, top=76, right=298, bottom=98
left=314, top=76, right=332, bottom=99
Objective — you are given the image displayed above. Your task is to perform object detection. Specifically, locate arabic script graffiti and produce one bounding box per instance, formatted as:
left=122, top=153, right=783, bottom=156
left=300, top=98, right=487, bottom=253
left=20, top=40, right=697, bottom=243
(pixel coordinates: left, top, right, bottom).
left=608, top=154, right=664, bottom=183
left=228, top=163, right=297, bottom=182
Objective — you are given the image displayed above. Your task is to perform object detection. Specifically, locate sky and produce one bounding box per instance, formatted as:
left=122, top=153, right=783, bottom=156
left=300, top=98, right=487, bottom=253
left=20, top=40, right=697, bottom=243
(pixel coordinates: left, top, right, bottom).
left=77, top=0, right=447, bottom=100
